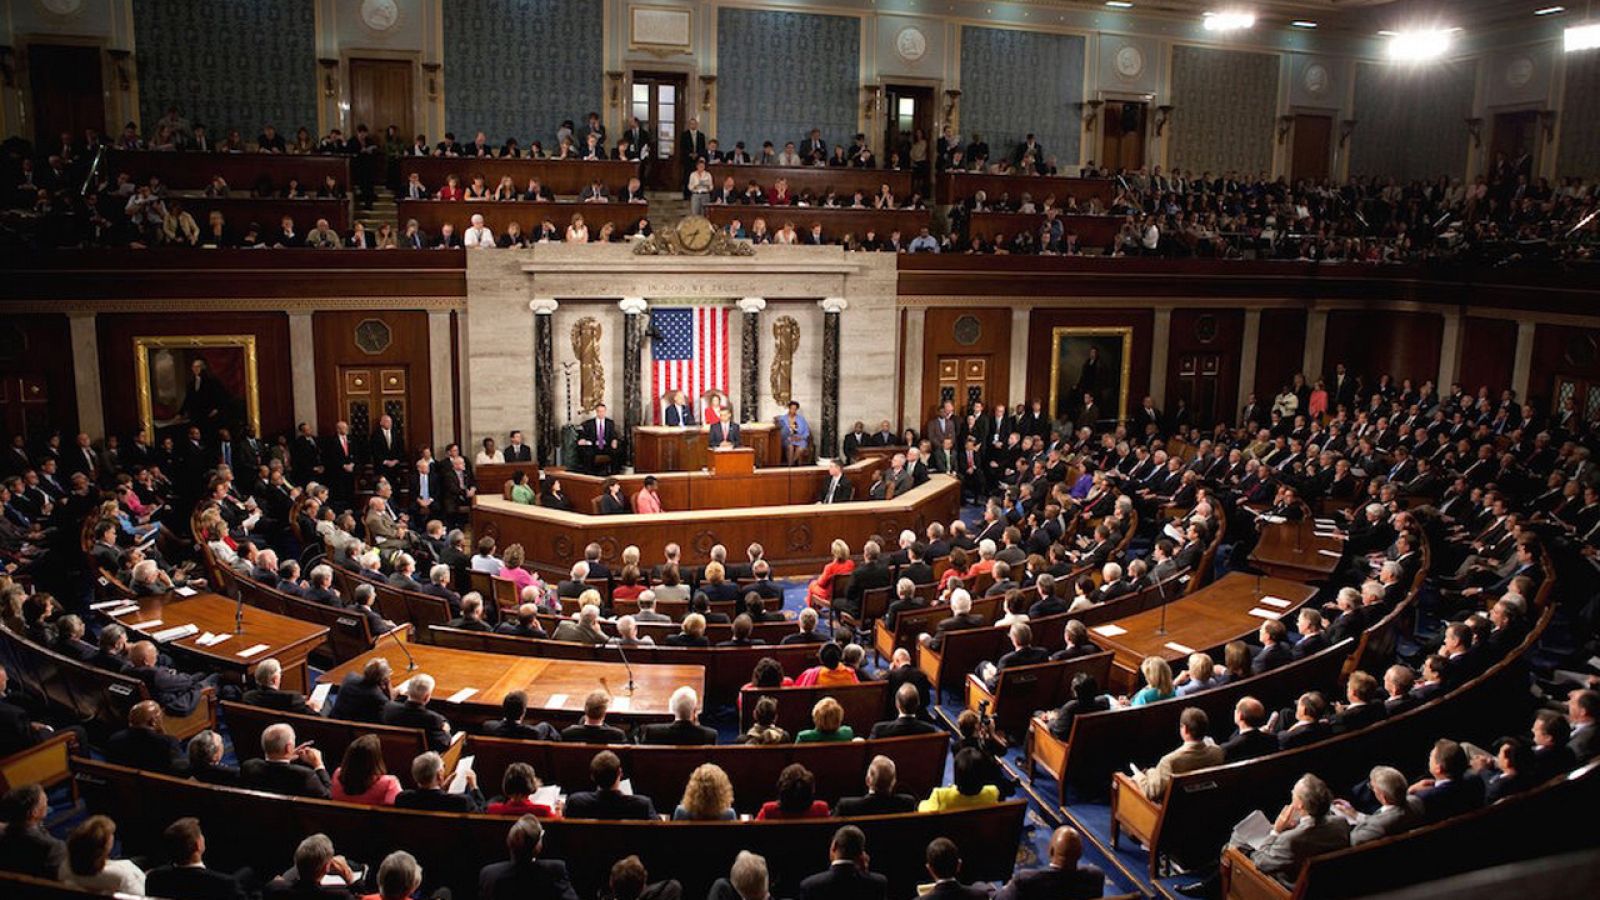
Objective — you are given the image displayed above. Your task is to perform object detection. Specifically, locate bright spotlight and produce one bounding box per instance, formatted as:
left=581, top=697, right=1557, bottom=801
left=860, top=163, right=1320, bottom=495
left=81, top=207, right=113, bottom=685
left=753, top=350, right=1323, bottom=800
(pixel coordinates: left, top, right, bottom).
left=1386, top=29, right=1454, bottom=61
left=1202, top=11, right=1256, bottom=32
left=1567, top=23, right=1600, bottom=52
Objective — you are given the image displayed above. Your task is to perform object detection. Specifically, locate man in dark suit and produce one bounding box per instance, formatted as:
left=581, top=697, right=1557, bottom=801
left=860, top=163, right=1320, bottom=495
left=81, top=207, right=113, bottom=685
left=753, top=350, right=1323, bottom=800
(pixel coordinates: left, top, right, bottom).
left=1250, top=621, right=1294, bottom=674
left=106, top=701, right=187, bottom=774
left=145, top=817, right=248, bottom=900
left=1292, top=608, right=1331, bottom=659
left=382, top=674, right=454, bottom=751
left=128, top=640, right=218, bottom=717
left=922, top=838, right=993, bottom=900
left=868, top=684, right=941, bottom=738
left=708, top=408, right=741, bottom=448
left=1220, top=698, right=1278, bottom=763
left=504, top=430, right=534, bottom=462
left=637, top=687, right=717, bottom=745
left=395, top=750, right=484, bottom=811
left=478, top=815, right=580, bottom=900
left=0, top=783, right=65, bottom=880
left=921, top=593, right=985, bottom=652
left=840, top=541, right=892, bottom=620
left=1275, top=692, right=1331, bottom=751
left=1410, top=738, right=1485, bottom=823
left=994, top=826, right=1104, bottom=900
left=799, top=826, right=887, bottom=900
left=242, top=657, right=324, bottom=715
left=368, top=414, right=404, bottom=489
left=483, top=691, right=564, bottom=742
left=323, top=420, right=358, bottom=505
left=563, top=750, right=659, bottom=819
left=577, top=404, right=622, bottom=474
left=239, top=723, right=332, bottom=798
left=834, top=755, right=919, bottom=816
left=818, top=460, right=854, bottom=504
left=559, top=692, right=628, bottom=743
left=662, top=396, right=696, bottom=427
left=1329, top=671, right=1387, bottom=735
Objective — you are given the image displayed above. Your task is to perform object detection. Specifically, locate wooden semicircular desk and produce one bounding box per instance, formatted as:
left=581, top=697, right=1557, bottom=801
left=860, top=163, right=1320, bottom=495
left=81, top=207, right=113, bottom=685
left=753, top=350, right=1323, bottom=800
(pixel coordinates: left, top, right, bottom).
left=471, top=456, right=960, bottom=577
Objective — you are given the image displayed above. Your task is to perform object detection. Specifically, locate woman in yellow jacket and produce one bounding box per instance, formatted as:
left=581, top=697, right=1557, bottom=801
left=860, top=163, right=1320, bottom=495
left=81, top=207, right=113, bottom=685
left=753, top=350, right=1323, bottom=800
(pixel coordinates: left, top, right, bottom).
left=918, top=747, right=1001, bottom=811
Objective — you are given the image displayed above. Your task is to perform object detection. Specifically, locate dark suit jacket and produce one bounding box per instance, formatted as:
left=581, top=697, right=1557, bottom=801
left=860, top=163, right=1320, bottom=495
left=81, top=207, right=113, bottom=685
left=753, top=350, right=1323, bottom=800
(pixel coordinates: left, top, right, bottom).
left=242, top=687, right=317, bottom=715
left=868, top=716, right=940, bottom=739
left=106, top=726, right=186, bottom=774
left=562, top=788, right=658, bottom=820
left=559, top=722, right=627, bottom=743
left=146, top=864, right=248, bottom=900
left=240, top=758, right=331, bottom=798
left=1250, top=643, right=1294, bottom=674
left=395, top=786, right=484, bottom=812
left=638, top=720, right=717, bottom=745
left=924, top=881, right=991, bottom=900
left=0, top=823, right=65, bottom=880
left=927, top=612, right=985, bottom=650
left=994, top=865, right=1105, bottom=900
left=1414, top=777, right=1485, bottom=822
left=478, top=858, right=580, bottom=900
left=708, top=421, right=741, bottom=447
left=1221, top=729, right=1278, bottom=763
left=834, top=792, right=918, bottom=816
left=799, top=861, right=888, bottom=900
left=818, top=476, right=855, bottom=504
left=382, top=699, right=452, bottom=751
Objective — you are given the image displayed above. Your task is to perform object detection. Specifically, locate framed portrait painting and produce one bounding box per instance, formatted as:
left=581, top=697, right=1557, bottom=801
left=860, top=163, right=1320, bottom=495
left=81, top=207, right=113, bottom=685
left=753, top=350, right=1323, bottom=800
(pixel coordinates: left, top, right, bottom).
left=134, top=335, right=260, bottom=441
left=1048, top=326, right=1133, bottom=426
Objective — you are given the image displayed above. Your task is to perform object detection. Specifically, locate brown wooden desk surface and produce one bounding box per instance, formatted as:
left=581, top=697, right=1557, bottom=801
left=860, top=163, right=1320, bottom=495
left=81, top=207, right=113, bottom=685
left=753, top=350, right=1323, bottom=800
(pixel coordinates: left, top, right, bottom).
left=110, top=592, right=328, bottom=693
left=965, top=212, right=1121, bottom=251
left=1088, top=572, right=1318, bottom=693
left=105, top=149, right=351, bottom=192
left=633, top=423, right=779, bottom=472
left=399, top=157, right=640, bottom=197
left=704, top=205, right=930, bottom=240
left=707, top=164, right=913, bottom=199
left=937, top=171, right=1116, bottom=207
left=1248, top=520, right=1344, bottom=582
left=397, top=199, right=648, bottom=241
left=317, top=638, right=703, bottom=722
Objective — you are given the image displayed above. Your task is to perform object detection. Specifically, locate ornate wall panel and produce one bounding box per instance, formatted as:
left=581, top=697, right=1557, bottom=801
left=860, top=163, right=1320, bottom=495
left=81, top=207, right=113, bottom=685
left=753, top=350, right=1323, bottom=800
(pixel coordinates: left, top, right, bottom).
left=1169, top=45, right=1279, bottom=176
left=1351, top=60, right=1476, bottom=181
left=958, top=27, right=1086, bottom=170
left=714, top=8, right=861, bottom=152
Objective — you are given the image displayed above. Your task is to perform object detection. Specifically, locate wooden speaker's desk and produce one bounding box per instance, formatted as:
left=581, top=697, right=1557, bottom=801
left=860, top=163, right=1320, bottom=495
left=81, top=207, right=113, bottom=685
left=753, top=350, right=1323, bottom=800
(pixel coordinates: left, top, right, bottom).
left=472, top=473, right=961, bottom=575
left=105, top=592, right=329, bottom=693
left=633, top=423, right=778, bottom=471
left=525, top=455, right=888, bottom=514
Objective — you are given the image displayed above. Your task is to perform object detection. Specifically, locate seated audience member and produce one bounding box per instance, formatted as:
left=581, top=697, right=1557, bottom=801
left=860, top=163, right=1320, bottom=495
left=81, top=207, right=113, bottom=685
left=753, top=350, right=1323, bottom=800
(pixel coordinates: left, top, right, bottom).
left=799, top=826, right=885, bottom=900
left=739, top=696, right=791, bottom=745
left=922, top=837, right=989, bottom=900
left=1333, top=765, right=1421, bottom=845
left=330, top=657, right=393, bottom=723
left=807, top=539, right=856, bottom=608
left=782, top=607, right=828, bottom=644
left=1173, top=652, right=1226, bottom=697
left=674, top=762, right=737, bottom=820
left=487, top=761, right=558, bottom=817
left=709, top=851, right=771, bottom=900
left=869, top=683, right=941, bottom=738
left=447, top=591, right=494, bottom=631
left=1239, top=774, right=1352, bottom=885
left=186, top=730, right=239, bottom=785
left=243, top=657, right=324, bottom=714
left=1046, top=672, right=1112, bottom=740
left=976, top=622, right=1051, bottom=690
left=1569, top=689, right=1598, bottom=763
left=330, top=734, right=401, bottom=806
left=0, top=783, right=65, bottom=879
left=798, top=641, right=860, bottom=687
left=561, top=690, right=628, bottom=743
left=498, top=601, right=549, bottom=638
left=395, top=750, right=483, bottom=811
left=381, top=672, right=453, bottom=751
left=1277, top=691, right=1332, bottom=750
left=1131, top=707, right=1224, bottom=801
left=145, top=817, right=246, bottom=900
left=994, top=826, right=1104, bottom=900
left=477, top=815, right=578, bottom=900
left=484, top=690, right=563, bottom=741
left=665, top=612, right=711, bottom=647
left=241, top=723, right=332, bottom=798
left=919, top=747, right=1002, bottom=811
left=1408, top=738, right=1485, bottom=823
left=1219, top=697, right=1277, bottom=763
left=1251, top=620, right=1294, bottom=674
left=1051, top=620, right=1101, bottom=661
left=263, top=833, right=361, bottom=898
left=638, top=686, right=717, bottom=745
left=127, top=639, right=217, bottom=717
left=59, top=815, right=144, bottom=894
left=757, top=764, right=831, bottom=819
left=836, top=755, right=918, bottom=816
left=563, top=750, right=658, bottom=820
left=797, top=696, right=855, bottom=743
left=1123, top=656, right=1177, bottom=707
left=106, top=700, right=186, bottom=774
left=553, top=603, right=609, bottom=645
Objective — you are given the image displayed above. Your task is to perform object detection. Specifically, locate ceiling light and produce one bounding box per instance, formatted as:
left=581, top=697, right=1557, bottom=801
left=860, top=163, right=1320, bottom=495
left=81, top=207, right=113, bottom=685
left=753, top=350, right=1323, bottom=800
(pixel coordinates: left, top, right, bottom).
left=1387, top=29, right=1455, bottom=61
left=1377, top=30, right=1398, bottom=36
left=1203, top=11, right=1256, bottom=32
left=1567, top=23, right=1600, bottom=51
left=1535, top=6, right=1566, bottom=16
left=1105, top=1, right=1134, bottom=8
left=1291, top=20, right=1318, bottom=29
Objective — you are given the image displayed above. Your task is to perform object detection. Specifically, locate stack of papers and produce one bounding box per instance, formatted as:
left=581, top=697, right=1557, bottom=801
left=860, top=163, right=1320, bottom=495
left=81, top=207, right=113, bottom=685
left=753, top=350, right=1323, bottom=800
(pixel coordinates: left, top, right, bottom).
left=174, top=586, right=199, bottom=598
left=1092, top=624, right=1128, bottom=637
left=1247, top=607, right=1283, bottom=620
left=235, top=643, right=270, bottom=658
left=546, top=693, right=570, bottom=708
left=128, top=619, right=163, bottom=630
left=1163, top=641, right=1196, bottom=655
left=310, top=683, right=333, bottom=708
left=445, top=687, right=478, bottom=704
left=447, top=756, right=475, bottom=794
left=1258, top=596, right=1292, bottom=609
left=1317, top=549, right=1343, bottom=558
left=195, top=632, right=232, bottom=647
left=151, top=623, right=200, bottom=643
left=98, top=602, right=140, bottom=617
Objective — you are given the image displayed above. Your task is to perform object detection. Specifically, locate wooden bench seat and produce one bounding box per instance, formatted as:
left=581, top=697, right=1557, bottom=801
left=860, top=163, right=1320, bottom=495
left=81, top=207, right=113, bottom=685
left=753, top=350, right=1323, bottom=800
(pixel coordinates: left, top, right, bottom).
left=872, top=594, right=1003, bottom=666
left=221, top=701, right=465, bottom=786
left=737, top=681, right=892, bottom=737
left=963, top=652, right=1115, bottom=741
left=235, top=575, right=406, bottom=663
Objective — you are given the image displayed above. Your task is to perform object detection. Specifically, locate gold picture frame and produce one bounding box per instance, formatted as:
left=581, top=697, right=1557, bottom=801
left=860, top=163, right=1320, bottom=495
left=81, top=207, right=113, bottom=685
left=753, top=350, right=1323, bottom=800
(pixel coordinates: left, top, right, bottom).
left=134, top=335, right=261, bottom=440
left=1048, top=326, right=1134, bottom=425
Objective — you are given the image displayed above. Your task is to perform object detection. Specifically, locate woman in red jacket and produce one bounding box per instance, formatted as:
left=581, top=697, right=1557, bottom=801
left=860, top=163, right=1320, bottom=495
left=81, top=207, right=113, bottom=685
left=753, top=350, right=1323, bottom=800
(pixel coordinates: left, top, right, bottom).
left=805, top=539, right=855, bottom=610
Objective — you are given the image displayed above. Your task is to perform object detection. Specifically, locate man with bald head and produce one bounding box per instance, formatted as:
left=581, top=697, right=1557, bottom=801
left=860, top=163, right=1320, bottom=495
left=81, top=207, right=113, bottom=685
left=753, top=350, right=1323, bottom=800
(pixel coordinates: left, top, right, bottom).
left=240, top=723, right=330, bottom=798
left=994, top=826, right=1104, bottom=900
left=1220, top=697, right=1276, bottom=762
left=127, top=640, right=217, bottom=717
left=105, top=700, right=185, bottom=774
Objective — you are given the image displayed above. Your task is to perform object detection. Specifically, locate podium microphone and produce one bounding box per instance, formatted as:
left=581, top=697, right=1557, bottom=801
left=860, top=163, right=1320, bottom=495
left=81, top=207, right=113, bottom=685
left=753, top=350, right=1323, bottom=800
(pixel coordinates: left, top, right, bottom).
left=611, top=643, right=638, bottom=694
left=234, top=590, right=247, bottom=635
left=383, top=624, right=419, bottom=671
left=1154, top=572, right=1171, bottom=637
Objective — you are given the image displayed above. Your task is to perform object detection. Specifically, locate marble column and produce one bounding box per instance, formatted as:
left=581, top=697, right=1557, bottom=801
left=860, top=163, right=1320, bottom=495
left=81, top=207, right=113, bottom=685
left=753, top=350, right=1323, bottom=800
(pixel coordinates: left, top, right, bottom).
left=901, top=307, right=927, bottom=429
left=820, top=297, right=847, bottom=459
left=1008, top=306, right=1030, bottom=410
left=619, top=297, right=648, bottom=465
left=1511, top=321, right=1537, bottom=401
left=1149, top=307, right=1173, bottom=409
left=426, top=310, right=455, bottom=448
left=737, top=297, right=766, bottom=423
left=1303, top=307, right=1329, bottom=382
left=531, top=298, right=559, bottom=464
left=67, top=312, right=105, bottom=440
left=1437, top=309, right=1463, bottom=390
left=288, top=311, right=318, bottom=428
left=1238, top=308, right=1262, bottom=408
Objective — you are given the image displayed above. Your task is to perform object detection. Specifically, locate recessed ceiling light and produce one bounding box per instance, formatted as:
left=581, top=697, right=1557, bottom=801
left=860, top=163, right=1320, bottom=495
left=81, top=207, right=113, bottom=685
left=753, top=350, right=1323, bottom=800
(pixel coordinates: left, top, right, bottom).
left=1387, top=29, right=1455, bottom=61
left=1377, top=29, right=1398, bottom=36
left=1535, top=6, right=1567, bottom=16
left=1203, top=10, right=1256, bottom=32
left=1566, top=23, right=1600, bottom=51
left=1291, top=20, right=1318, bottom=29
left=1105, top=1, right=1134, bottom=8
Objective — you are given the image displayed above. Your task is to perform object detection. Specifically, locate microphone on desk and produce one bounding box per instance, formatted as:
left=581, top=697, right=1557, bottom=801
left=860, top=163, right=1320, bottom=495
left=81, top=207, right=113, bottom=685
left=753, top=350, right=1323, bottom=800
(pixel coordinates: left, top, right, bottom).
left=1154, top=572, right=1171, bottom=637
left=611, top=642, right=638, bottom=694
left=383, top=623, right=419, bottom=671
left=233, top=591, right=247, bottom=635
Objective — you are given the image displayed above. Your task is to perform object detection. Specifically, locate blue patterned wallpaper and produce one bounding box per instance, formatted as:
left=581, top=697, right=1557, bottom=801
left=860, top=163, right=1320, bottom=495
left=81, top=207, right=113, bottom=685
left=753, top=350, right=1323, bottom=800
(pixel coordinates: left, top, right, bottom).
left=133, top=0, right=316, bottom=136
left=1558, top=51, right=1600, bottom=179
left=959, top=27, right=1085, bottom=170
left=1169, top=45, right=1279, bottom=177
left=442, top=0, right=603, bottom=145
left=1351, top=61, right=1474, bottom=181
left=715, top=8, right=860, bottom=152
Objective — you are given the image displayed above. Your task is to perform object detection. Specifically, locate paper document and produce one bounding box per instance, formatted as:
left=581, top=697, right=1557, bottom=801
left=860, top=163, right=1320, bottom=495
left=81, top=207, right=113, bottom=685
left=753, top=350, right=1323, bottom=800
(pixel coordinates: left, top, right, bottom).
left=321, top=868, right=362, bottom=888
left=1258, top=596, right=1291, bottom=608
left=197, top=632, right=232, bottom=647
left=1314, top=518, right=1337, bottom=527
left=1092, top=624, right=1129, bottom=637
left=445, top=687, right=478, bottom=704
left=546, top=693, right=569, bottom=709
left=531, top=785, right=562, bottom=809
left=129, top=619, right=163, bottom=630
left=104, top=604, right=140, bottom=617
left=1317, top=549, right=1342, bottom=558
left=310, top=683, right=333, bottom=708
left=90, top=599, right=128, bottom=610
left=1230, top=810, right=1274, bottom=851
left=610, top=696, right=631, bottom=712
left=447, top=755, right=475, bottom=794
left=1260, top=514, right=1286, bottom=524
left=617, top=778, right=633, bottom=796
left=1246, top=607, right=1282, bottom=620
left=152, top=623, right=199, bottom=643
left=175, top=586, right=198, bottom=597
left=1163, top=641, right=1196, bottom=655
left=235, top=642, right=270, bottom=658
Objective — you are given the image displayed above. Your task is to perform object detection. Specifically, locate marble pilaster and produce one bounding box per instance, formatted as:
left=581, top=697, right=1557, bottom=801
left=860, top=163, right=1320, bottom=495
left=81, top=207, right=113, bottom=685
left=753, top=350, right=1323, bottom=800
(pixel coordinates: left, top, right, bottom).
left=619, top=297, right=647, bottom=464
left=531, top=298, right=558, bottom=464
left=737, top=297, right=766, bottom=424
left=288, top=311, right=318, bottom=429
left=67, top=312, right=104, bottom=440
left=820, top=297, right=847, bottom=459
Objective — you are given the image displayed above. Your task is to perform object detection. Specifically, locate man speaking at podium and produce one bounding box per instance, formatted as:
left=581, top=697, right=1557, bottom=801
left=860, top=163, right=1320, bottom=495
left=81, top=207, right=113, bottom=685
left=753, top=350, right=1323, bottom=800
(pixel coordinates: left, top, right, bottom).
left=709, top=407, right=740, bottom=448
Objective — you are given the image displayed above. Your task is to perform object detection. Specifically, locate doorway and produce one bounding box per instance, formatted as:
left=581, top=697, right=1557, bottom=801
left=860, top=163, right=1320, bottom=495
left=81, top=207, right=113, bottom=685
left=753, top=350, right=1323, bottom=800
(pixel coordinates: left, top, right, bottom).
left=1100, top=100, right=1146, bottom=172
left=27, top=44, right=105, bottom=147
left=935, top=356, right=992, bottom=418
left=631, top=71, right=687, bottom=190
left=348, top=58, right=415, bottom=138
left=1490, top=110, right=1539, bottom=180
left=885, top=83, right=935, bottom=192
left=1172, top=353, right=1226, bottom=428
left=0, top=375, right=52, bottom=442
left=1290, top=114, right=1332, bottom=181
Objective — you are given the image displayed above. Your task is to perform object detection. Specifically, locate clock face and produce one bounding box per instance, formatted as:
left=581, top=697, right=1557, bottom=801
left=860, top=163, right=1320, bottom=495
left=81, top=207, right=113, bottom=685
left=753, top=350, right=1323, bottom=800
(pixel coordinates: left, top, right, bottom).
left=355, top=319, right=393, bottom=355
left=678, top=216, right=714, bottom=252
left=896, top=27, right=928, bottom=63
left=361, top=0, right=400, bottom=33
left=1114, top=45, right=1145, bottom=80
left=1304, top=63, right=1329, bottom=96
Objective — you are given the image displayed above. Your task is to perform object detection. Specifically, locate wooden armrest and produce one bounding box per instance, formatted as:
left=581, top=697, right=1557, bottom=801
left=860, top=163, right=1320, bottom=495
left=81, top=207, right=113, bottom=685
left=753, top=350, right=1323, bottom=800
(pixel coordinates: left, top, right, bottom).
left=439, top=729, right=467, bottom=777
left=1220, top=845, right=1292, bottom=900
left=0, top=730, right=79, bottom=792
left=161, top=687, right=219, bottom=740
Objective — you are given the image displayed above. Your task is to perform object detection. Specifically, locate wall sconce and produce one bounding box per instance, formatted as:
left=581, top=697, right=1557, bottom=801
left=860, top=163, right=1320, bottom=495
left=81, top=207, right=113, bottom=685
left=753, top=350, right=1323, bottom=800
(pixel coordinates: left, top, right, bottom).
left=1081, top=99, right=1104, bottom=129
left=863, top=83, right=883, bottom=116
left=422, top=62, right=441, bottom=100
left=318, top=58, right=339, bottom=99
left=1464, top=117, right=1484, bottom=149
left=1276, top=115, right=1294, bottom=145
left=1154, top=105, right=1174, bottom=137
left=0, top=46, right=12, bottom=89
left=943, top=89, right=962, bottom=126
left=1339, top=119, right=1357, bottom=147
left=606, top=70, right=624, bottom=109
left=1539, top=109, right=1557, bottom=141
left=701, top=75, right=716, bottom=111
left=106, top=48, right=131, bottom=91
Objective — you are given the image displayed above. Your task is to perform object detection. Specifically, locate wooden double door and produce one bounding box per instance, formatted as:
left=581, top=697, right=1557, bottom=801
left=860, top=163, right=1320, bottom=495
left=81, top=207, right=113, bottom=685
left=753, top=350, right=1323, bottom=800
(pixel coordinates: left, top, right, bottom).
left=27, top=44, right=106, bottom=146
left=347, top=58, right=415, bottom=137
left=935, top=356, right=994, bottom=417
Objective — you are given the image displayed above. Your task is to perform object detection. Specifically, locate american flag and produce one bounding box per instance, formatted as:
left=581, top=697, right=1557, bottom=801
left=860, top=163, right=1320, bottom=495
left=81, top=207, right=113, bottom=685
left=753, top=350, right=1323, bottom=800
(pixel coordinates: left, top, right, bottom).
left=650, top=306, right=730, bottom=420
